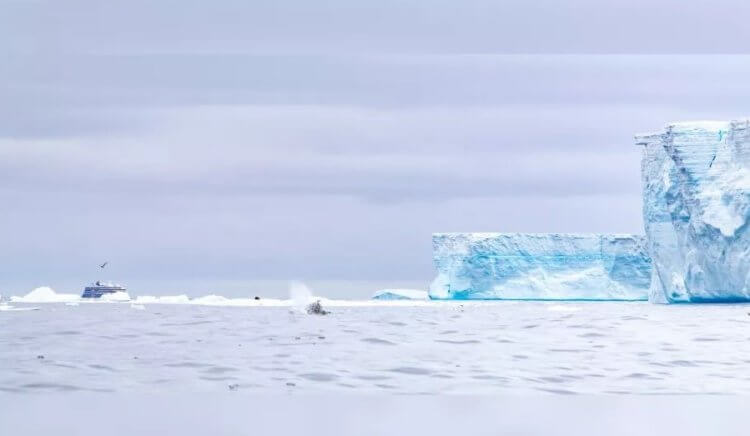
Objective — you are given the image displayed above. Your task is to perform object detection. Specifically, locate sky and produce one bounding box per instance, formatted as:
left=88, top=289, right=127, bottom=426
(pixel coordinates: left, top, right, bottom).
left=2, top=1, right=750, bottom=295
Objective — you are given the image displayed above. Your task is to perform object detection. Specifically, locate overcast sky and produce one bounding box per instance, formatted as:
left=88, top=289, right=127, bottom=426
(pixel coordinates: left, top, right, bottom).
left=2, top=1, right=750, bottom=295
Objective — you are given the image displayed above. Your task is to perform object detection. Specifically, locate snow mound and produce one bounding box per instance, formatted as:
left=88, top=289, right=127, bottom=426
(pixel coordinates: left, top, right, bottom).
left=10, top=287, right=80, bottom=303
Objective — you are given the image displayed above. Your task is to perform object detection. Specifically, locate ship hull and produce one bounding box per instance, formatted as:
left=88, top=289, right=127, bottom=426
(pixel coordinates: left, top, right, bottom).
left=81, top=286, right=127, bottom=298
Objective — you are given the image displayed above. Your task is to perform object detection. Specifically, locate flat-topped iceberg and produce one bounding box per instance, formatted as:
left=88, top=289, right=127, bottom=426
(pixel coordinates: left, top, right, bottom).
left=372, top=289, right=428, bottom=300
left=430, top=233, right=651, bottom=300
left=637, top=120, right=750, bottom=303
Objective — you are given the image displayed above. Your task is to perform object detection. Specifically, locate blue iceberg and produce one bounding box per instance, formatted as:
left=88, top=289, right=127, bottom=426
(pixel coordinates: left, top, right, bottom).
left=429, top=233, right=651, bottom=300
left=372, top=289, right=429, bottom=300
left=637, top=120, right=750, bottom=303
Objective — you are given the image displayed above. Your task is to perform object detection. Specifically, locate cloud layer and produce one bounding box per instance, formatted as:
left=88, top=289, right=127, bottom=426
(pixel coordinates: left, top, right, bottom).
left=2, top=2, right=749, bottom=293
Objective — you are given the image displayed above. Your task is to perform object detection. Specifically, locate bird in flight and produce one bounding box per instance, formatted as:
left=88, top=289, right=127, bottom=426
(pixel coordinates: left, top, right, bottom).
left=99, top=262, right=108, bottom=269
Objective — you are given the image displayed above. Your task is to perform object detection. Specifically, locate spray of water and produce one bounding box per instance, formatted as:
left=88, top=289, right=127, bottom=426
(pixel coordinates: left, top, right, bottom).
left=289, top=281, right=313, bottom=301
left=289, top=281, right=317, bottom=313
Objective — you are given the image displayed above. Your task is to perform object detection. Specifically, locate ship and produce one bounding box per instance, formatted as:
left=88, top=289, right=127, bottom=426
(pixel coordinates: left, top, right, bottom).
left=81, top=261, right=127, bottom=298
left=81, top=281, right=128, bottom=298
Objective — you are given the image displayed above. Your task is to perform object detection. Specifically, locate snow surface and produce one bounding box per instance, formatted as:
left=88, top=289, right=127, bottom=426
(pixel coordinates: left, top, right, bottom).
left=637, top=119, right=750, bottom=303
left=429, top=233, right=651, bottom=300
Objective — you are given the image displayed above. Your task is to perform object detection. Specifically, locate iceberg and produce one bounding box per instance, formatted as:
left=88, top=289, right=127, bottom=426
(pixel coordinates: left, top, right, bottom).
left=637, top=120, right=750, bottom=303
left=429, top=233, right=651, bottom=300
left=10, top=287, right=80, bottom=303
left=372, top=289, right=428, bottom=300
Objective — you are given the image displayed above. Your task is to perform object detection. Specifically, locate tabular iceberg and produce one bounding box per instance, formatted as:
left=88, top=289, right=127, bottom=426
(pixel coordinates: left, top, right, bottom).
left=429, top=233, right=651, bottom=300
left=637, top=120, right=750, bottom=303
left=372, top=289, right=429, bottom=300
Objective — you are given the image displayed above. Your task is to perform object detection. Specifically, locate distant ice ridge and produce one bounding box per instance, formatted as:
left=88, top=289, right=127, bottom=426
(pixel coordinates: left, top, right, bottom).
left=430, top=233, right=652, bottom=300
left=372, top=289, right=428, bottom=300
left=11, top=287, right=81, bottom=303
left=6, top=286, right=444, bottom=307
left=637, top=120, right=750, bottom=303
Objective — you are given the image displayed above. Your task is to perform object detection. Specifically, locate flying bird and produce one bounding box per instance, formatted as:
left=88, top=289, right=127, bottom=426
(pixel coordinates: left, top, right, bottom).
left=99, top=262, right=108, bottom=269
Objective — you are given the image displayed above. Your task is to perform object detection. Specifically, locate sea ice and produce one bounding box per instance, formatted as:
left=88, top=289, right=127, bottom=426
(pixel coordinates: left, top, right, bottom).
left=133, top=295, right=191, bottom=304
left=429, top=233, right=651, bottom=300
left=99, top=291, right=131, bottom=302
left=637, top=120, right=750, bottom=303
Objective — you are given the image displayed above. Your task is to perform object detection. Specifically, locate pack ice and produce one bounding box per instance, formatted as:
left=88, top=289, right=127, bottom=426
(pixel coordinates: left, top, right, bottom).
left=637, top=120, right=750, bottom=303
left=429, top=233, right=651, bottom=300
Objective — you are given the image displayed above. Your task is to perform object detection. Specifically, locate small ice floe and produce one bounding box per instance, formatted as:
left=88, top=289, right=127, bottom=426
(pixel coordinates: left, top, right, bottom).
left=189, top=294, right=261, bottom=307
left=0, top=305, right=40, bottom=312
left=1, top=294, right=39, bottom=311
left=130, top=303, right=146, bottom=310
left=99, top=291, right=131, bottom=302
left=190, top=294, right=231, bottom=306
left=306, top=300, right=329, bottom=315
left=134, top=295, right=191, bottom=304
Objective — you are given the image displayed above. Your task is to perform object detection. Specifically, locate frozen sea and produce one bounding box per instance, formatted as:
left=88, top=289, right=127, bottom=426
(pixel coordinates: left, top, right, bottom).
left=3, top=298, right=750, bottom=395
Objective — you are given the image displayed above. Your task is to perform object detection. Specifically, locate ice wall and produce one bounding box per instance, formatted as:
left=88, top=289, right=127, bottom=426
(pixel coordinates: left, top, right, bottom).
left=637, top=120, right=750, bottom=303
left=430, top=233, right=651, bottom=300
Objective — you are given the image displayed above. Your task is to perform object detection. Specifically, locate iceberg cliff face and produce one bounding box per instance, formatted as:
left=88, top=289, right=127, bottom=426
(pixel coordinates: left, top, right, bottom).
left=430, top=233, right=651, bottom=300
left=637, top=120, right=750, bottom=303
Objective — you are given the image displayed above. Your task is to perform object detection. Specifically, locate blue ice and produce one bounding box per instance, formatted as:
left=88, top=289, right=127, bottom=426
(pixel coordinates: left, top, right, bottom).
left=430, top=233, right=651, bottom=300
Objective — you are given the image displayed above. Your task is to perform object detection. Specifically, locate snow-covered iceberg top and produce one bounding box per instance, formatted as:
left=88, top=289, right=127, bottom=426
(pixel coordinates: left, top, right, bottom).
left=372, top=289, right=428, bottom=300
left=637, top=119, right=750, bottom=303
left=10, top=286, right=81, bottom=303
left=5, top=287, right=444, bottom=308
left=430, top=233, right=651, bottom=300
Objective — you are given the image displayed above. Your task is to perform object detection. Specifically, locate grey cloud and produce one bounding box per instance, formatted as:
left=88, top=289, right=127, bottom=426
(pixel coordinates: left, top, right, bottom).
left=4, top=1, right=750, bottom=54
left=7, top=55, right=750, bottom=107
left=4, top=55, right=750, bottom=141
left=1, top=1, right=747, bottom=291
left=0, top=189, right=644, bottom=287
left=1, top=102, right=650, bottom=204
left=0, top=148, right=641, bottom=201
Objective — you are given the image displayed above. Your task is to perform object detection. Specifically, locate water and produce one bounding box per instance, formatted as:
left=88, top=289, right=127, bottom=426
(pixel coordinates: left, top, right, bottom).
left=3, top=300, right=750, bottom=394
